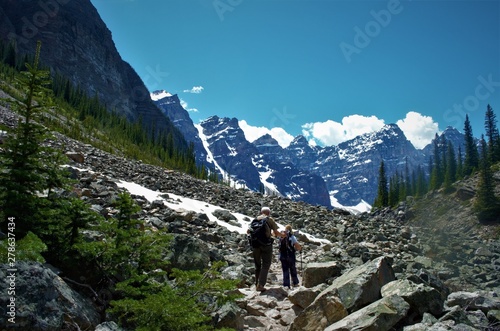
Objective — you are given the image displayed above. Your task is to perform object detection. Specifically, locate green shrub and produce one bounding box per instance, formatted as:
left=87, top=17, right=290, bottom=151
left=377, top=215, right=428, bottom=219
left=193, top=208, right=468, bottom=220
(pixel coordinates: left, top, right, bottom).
left=110, top=261, right=241, bottom=331
left=0, top=231, right=47, bottom=263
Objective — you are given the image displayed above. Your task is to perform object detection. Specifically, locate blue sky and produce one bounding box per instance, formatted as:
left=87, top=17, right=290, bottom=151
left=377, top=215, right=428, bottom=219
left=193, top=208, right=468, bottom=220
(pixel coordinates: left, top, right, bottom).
left=90, top=0, right=500, bottom=149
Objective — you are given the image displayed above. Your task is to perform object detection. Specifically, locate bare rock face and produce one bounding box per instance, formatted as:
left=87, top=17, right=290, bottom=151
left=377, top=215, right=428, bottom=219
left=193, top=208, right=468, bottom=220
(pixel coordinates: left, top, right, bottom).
left=0, top=0, right=186, bottom=147
left=0, top=262, right=100, bottom=331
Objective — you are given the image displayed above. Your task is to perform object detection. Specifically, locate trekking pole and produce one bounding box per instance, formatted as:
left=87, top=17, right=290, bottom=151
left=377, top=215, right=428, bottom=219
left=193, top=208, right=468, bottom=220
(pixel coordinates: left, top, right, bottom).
left=300, top=249, right=303, bottom=277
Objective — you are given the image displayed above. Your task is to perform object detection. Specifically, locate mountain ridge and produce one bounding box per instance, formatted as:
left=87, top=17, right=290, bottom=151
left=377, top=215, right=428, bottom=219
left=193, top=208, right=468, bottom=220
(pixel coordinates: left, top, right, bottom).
left=153, top=91, right=465, bottom=211
left=0, top=0, right=187, bottom=150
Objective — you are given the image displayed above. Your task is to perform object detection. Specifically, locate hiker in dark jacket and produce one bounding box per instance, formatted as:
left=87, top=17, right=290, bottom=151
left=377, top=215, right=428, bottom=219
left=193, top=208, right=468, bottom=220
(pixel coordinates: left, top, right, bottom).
left=249, top=207, right=283, bottom=292
left=279, top=224, right=302, bottom=289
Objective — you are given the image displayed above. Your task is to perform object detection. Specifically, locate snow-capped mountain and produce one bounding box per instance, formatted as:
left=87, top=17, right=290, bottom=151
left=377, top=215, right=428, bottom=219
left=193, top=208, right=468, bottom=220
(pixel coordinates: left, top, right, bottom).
left=310, top=124, right=425, bottom=208
left=195, top=116, right=331, bottom=207
left=151, top=91, right=208, bottom=166
left=421, top=126, right=467, bottom=159
left=152, top=92, right=465, bottom=212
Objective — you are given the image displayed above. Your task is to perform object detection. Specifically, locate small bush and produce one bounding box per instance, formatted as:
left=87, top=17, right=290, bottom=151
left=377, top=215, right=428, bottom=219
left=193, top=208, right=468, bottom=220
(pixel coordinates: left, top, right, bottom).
left=0, top=231, right=47, bottom=263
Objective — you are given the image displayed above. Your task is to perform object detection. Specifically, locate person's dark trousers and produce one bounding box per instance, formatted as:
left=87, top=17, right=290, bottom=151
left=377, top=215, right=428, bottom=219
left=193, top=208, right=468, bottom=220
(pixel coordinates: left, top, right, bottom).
left=253, top=244, right=273, bottom=287
left=280, top=254, right=299, bottom=288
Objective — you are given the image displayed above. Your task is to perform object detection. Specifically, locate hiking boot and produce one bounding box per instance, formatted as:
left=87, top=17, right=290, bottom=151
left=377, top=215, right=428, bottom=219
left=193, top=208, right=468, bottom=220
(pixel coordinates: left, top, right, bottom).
left=256, top=285, right=267, bottom=292
left=292, top=283, right=300, bottom=287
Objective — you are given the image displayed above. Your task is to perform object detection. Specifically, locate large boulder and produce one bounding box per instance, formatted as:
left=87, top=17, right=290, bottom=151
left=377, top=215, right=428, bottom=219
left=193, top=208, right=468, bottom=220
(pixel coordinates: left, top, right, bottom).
left=288, top=284, right=327, bottom=309
left=302, top=261, right=342, bottom=288
left=324, top=295, right=410, bottom=331
left=289, top=290, right=348, bottom=331
left=327, top=256, right=396, bottom=313
left=167, top=234, right=211, bottom=271
left=0, top=262, right=100, bottom=330
left=214, top=301, right=246, bottom=330
left=381, top=279, right=444, bottom=317
left=445, top=291, right=500, bottom=313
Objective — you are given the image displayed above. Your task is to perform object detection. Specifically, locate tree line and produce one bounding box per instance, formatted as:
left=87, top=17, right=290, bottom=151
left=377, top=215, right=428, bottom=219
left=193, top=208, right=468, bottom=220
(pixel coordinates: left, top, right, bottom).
left=373, top=105, right=500, bottom=223
left=0, top=38, right=212, bottom=180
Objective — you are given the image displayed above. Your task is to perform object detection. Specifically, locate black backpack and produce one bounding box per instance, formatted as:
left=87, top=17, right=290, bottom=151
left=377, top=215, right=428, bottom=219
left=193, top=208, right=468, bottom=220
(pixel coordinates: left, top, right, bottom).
left=249, top=217, right=271, bottom=248
left=279, top=232, right=295, bottom=257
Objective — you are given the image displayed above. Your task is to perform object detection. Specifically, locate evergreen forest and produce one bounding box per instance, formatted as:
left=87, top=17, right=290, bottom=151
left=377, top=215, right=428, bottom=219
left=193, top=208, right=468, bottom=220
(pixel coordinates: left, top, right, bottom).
left=373, top=105, right=500, bottom=223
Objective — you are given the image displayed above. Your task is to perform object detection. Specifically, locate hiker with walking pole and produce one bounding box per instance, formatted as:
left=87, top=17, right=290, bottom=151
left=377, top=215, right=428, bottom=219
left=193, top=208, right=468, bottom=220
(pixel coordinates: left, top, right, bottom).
left=279, top=224, right=302, bottom=289
left=248, top=207, right=284, bottom=292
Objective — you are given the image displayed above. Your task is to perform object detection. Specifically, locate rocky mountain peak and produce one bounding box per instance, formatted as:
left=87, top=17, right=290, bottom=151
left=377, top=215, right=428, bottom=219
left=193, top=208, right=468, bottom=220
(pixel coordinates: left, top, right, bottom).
left=290, top=135, right=311, bottom=146
left=253, top=134, right=283, bottom=156
left=150, top=90, right=173, bottom=101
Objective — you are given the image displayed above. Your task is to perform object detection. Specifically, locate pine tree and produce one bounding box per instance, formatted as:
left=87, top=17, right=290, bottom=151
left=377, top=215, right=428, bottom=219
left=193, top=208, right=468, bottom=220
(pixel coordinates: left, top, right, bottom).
left=474, top=135, right=500, bottom=222
left=4, top=41, right=17, bottom=68
left=430, top=133, right=444, bottom=190
left=463, top=114, right=479, bottom=176
left=404, top=157, right=412, bottom=197
left=456, top=145, right=463, bottom=180
left=484, top=104, right=500, bottom=163
left=0, top=42, right=68, bottom=237
left=373, top=160, right=388, bottom=208
left=414, top=165, right=427, bottom=197
left=443, top=141, right=457, bottom=192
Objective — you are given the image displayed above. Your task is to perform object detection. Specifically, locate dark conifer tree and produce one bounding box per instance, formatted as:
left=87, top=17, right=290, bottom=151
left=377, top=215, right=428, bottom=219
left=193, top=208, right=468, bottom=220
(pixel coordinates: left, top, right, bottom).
left=415, top=165, right=427, bottom=197
left=4, top=41, right=16, bottom=68
left=463, top=114, right=479, bottom=176
left=484, top=104, right=500, bottom=163
left=0, top=42, right=68, bottom=237
left=404, top=157, right=412, bottom=197
left=373, top=160, right=388, bottom=208
left=388, top=173, right=399, bottom=207
left=430, top=133, right=444, bottom=190
left=456, top=145, right=463, bottom=180
left=474, top=135, right=500, bottom=222
left=443, top=141, right=457, bottom=192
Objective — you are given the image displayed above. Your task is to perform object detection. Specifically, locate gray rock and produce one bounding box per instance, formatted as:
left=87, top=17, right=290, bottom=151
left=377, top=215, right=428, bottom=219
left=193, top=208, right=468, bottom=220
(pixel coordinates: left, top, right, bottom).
left=326, top=256, right=396, bottom=313
left=302, top=261, right=342, bottom=288
left=66, top=151, right=85, bottom=163
left=288, top=284, right=326, bottom=309
left=213, top=209, right=237, bottom=222
left=95, top=321, right=123, bottom=331
left=446, top=291, right=500, bottom=313
left=382, top=279, right=444, bottom=316
left=289, top=290, right=347, bottom=331
left=167, top=234, right=211, bottom=271
left=439, top=305, right=475, bottom=327
left=325, top=295, right=410, bottom=331
left=215, top=301, right=246, bottom=330
left=0, top=262, right=100, bottom=330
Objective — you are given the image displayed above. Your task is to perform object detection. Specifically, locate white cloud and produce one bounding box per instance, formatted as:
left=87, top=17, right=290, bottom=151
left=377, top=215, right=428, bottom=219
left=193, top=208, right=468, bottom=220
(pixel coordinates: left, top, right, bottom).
left=239, top=120, right=294, bottom=148
left=302, top=115, right=385, bottom=146
left=396, top=111, right=440, bottom=149
left=180, top=99, right=198, bottom=113
left=183, top=86, right=204, bottom=94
